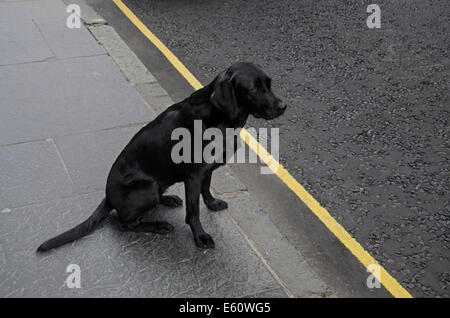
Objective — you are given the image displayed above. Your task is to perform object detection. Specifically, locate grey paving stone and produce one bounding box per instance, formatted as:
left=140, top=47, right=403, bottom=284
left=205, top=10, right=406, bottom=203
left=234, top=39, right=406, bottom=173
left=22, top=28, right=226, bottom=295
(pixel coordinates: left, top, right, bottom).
left=34, top=18, right=105, bottom=59
left=0, top=0, right=66, bottom=23
left=89, top=25, right=157, bottom=84
left=135, top=83, right=174, bottom=115
left=54, top=125, right=145, bottom=194
left=0, top=19, right=53, bottom=66
left=211, top=166, right=247, bottom=195
left=245, top=288, right=288, bottom=298
left=0, top=140, right=75, bottom=210
left=0, top=189, right=277, bottom=297
left=0, top=55, right=152, bottom=146
left=224, top=192, right=329, bottom=297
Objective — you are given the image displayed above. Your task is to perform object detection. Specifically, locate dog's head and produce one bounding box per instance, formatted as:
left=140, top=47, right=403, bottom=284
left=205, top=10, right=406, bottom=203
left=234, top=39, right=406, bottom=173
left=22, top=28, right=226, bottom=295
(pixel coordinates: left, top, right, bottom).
left=210, top=62, right=287, bottom=120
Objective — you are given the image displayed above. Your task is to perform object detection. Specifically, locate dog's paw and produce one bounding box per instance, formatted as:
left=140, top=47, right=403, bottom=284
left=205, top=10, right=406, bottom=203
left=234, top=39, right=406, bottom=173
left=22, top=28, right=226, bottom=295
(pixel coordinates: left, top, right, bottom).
left=206, top=199, right=228, bottom=211
left=160, top=195, right=183, bottom=207
left=151, top=221, right=175, bottom=234
left=194, top=233, right=215, bottom=249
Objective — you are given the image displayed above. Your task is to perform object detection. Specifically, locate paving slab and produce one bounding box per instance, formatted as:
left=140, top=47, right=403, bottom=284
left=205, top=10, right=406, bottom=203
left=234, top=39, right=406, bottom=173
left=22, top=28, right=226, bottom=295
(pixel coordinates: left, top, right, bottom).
left=0, top=140, right=75, bottom=210
left=0, top=55, right=152, bottom=146
left=224, top=192, right=329, bottom=297
left=0, top=0, right=66, bottom=23
left=54, top=125, right=145, bottom=194
left=34, top=18, right=105, bottom=59
left=0, top=19, right=53, bottom=66
left=211, top=165, right=247, bottom=195
left=0, top=190, right=278, bottom=297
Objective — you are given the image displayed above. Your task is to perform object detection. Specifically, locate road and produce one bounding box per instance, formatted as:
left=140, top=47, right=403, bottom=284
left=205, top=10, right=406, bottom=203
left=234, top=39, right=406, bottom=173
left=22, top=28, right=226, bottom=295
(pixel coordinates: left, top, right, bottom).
left=86, top=0, right=449, bottom=297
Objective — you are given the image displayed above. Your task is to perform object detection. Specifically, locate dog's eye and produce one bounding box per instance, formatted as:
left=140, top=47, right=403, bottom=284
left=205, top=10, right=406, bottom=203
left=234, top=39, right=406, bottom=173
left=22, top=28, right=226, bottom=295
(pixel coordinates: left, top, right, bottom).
left=252, top=87, right=259, bottom=93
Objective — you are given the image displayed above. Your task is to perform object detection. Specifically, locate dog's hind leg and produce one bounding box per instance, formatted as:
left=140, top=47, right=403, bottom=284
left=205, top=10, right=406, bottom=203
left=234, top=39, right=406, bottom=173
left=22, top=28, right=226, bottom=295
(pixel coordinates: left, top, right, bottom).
left=116, top=180, right=174, bottom=234
left=119, top=220, right=174, bottom=234
left=160, top=195, right=183, bottom=207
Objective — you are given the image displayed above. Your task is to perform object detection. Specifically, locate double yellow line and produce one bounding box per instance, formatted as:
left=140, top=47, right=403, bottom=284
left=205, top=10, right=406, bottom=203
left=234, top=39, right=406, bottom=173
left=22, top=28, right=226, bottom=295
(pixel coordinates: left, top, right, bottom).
left=112, top=0, right=412, bottom=298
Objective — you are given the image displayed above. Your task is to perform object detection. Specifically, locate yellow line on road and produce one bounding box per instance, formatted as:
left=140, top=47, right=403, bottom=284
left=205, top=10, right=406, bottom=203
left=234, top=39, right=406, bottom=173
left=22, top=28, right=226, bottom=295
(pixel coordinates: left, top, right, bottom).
left=111, top=0, right=203, bottom=91
left=112, top=0, right=413, bottom=298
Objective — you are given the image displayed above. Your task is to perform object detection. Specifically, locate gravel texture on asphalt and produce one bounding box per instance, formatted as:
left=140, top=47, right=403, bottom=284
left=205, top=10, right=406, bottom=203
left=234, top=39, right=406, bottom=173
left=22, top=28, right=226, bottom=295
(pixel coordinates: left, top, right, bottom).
left=122, top=0, right=449, bottom=297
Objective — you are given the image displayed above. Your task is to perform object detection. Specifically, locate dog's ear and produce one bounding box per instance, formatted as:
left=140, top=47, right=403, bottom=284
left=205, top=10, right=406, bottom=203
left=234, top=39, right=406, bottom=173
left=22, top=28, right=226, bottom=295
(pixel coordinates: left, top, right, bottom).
left=210, top=71, right=238, bottom=120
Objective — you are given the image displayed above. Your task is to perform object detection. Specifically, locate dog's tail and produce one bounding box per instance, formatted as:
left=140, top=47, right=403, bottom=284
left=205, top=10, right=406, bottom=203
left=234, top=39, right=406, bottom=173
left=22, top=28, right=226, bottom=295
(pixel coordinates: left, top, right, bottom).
left=37, top=198, right=110, bottom=252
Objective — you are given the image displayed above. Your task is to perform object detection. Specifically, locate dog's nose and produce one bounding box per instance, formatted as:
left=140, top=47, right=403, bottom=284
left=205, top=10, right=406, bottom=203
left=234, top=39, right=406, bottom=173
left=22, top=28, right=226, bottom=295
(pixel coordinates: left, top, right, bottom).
left=279, top=103, right=287, bottom=112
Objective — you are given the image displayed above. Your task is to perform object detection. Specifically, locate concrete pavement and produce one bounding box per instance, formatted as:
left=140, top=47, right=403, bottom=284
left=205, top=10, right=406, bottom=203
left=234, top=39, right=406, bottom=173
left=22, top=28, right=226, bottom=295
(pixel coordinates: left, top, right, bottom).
left=0, top=0, right=329, bottom=297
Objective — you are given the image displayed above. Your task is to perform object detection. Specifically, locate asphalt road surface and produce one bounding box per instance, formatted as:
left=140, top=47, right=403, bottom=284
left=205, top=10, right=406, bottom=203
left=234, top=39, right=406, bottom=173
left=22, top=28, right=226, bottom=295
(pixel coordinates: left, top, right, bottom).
left=88, top=0, right=449, bottom=297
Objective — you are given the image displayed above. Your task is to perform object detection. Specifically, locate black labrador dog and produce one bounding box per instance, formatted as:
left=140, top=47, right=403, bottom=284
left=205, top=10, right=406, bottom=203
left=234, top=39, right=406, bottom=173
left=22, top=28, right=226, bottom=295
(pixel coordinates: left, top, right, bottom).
left=37, top=62, right=286, bottom=251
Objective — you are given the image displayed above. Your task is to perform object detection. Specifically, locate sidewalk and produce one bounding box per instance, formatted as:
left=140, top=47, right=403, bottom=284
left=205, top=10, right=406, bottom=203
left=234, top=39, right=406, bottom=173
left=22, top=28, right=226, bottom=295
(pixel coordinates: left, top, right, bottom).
left=0, top=0, right=329, bottom=297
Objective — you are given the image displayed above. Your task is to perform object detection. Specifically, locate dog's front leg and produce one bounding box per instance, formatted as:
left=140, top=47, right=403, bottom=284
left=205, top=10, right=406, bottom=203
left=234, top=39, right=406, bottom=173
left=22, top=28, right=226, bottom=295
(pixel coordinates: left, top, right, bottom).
left=201, top=171, right=228, bottom=211
left=185, top=176, right=215, bottom=248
